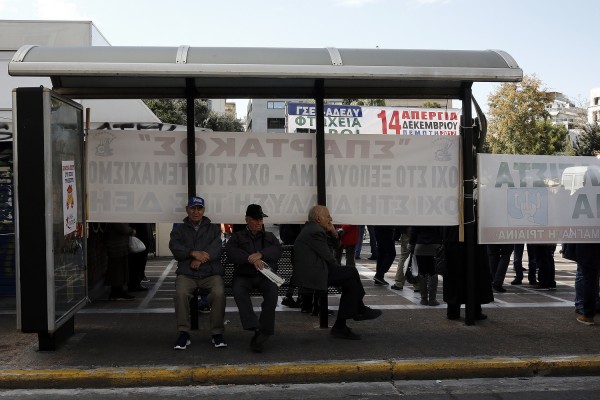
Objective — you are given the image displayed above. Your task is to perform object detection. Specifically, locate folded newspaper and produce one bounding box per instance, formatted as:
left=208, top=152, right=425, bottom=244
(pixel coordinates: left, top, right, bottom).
left=258, top=261, right=285, bottom=286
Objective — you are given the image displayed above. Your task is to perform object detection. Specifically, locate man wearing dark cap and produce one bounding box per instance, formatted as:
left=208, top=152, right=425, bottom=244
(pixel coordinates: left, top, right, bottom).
left=170, top=196, right=227, bottom=350
left=226, top=204, right=282, bottom=352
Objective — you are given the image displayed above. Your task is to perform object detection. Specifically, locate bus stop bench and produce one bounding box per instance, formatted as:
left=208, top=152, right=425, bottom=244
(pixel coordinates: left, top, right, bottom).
left=190, top=244, right=340, bottom=329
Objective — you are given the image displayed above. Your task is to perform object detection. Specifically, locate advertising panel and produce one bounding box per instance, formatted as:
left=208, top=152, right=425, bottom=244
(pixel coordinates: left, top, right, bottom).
left=478, top=154, right=600, bottom=244
left=287, top=103, right=461, bottom=136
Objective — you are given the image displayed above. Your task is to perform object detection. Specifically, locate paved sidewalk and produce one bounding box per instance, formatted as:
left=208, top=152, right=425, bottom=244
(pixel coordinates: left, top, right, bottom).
left=1, top=251, right=599, bottom=388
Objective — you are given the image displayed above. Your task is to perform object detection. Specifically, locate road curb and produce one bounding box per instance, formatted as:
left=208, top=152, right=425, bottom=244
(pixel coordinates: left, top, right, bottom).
left=2, top=356, right=600, bottom=388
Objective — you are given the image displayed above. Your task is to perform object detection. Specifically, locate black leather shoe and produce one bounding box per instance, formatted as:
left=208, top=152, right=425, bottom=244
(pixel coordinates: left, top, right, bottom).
left=447, top=314, right=460, bottom=320
left=353, top=307, right=382, bottom=321
left=330, top=326, right=361, bottom=340
left=475, top=313, right=488, bottom=320
left=492, top=284, right=506, bottom=293
left=510, top=280, right=522, bottom=285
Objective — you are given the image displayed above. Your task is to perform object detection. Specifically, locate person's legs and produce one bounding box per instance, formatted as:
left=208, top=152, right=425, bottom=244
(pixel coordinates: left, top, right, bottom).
left=535, top=245, right=556, bottom=288
left=367, top=225, right=378, bottom=259
left=493, top=251, right=512, bottom=289
left=447, top=302, right=460, bottom=319
left=428, top=273, right=439, bottom=306
left=575, top=264, right=584, bottom=313
left=174, top=274, right=197, bottom=333
left=527, top=244, right=538, bottom=284
left=198, top=275, right=225, bottom=335
left=374, top=227, right=396, bottom=282
left=257, top=276, right=278, bottom=335
left=328, top=265, right=365, bottom=320
left=393, top=233, right=409, bottom=288
left=581, top=260, right=600, bottom=319
left=344, top=245, right=356, bottom=268
left=355, top=225, right=365, bottom=258
left=232, top=275, right=259, bottom=331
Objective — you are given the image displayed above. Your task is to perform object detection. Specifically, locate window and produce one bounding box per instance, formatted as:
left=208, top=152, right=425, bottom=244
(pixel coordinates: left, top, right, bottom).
left=267, top=101, right=285, bottom=109
left=267, top=118, right=285, bottom=129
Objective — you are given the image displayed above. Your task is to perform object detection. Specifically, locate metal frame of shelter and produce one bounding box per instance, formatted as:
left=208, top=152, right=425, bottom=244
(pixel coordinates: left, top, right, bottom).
left=9, top=45, right=522, bottom=326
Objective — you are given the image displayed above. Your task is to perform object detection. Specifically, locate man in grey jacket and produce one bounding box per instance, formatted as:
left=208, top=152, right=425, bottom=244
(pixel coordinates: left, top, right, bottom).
left=170, top=196, right=226, bottom=350
left=293, top=205, right=382, bottom=340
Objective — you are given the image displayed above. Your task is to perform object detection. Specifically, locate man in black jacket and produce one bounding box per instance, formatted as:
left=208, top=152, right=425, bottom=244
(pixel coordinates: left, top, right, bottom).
left=226, top=204, right=282, bottom=352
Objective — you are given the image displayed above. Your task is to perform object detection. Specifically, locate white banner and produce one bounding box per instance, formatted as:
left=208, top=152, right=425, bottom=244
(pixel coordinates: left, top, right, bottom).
left=287, top=103, right=461, bottom=136
left=478, top=154, right=600, bottom=244
left=86, top=131, right=460, bottom=225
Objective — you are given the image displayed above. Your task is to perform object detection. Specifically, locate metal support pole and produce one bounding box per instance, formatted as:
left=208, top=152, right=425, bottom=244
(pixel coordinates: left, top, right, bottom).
left=460, top=84, right=476, bottom=326
left=186, top=78, right=196, bottom=198
left=315, top=80, right=326, bottom=206
left=314, top=80, right=329, bottom=328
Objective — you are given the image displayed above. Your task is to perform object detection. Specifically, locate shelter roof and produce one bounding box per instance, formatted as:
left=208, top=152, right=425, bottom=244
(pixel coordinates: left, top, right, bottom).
left=8, top=46, right=522, bottom=99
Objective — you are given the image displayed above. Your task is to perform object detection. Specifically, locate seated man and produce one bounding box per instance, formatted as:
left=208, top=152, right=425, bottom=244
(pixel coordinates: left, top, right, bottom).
left=170, top=196, right=226, bottom=350
left=292, top=205, right=382, bottom=340
left=226, top=204, right=282, bottom=352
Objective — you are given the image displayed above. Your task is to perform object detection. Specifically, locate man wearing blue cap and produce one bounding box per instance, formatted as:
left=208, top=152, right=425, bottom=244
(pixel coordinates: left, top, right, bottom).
left=170, top=196, right=227, bottom=349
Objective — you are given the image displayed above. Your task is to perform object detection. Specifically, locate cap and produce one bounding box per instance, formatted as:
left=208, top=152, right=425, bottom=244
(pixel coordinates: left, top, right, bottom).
left=187, top=196, right=205, bottom=208
left=246, top=204, right=268, bottom=219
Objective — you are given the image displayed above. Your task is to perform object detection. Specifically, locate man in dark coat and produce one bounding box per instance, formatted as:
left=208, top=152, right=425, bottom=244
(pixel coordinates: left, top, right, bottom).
left=292, top=205, right=382, bottom=340
left=226, top=204, right=282, bottom=352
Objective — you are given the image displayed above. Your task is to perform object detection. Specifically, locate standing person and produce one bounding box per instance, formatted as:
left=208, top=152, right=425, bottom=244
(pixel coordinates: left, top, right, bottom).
left=170, top=196, right=226, bottom=350
left=226, top=204, right=282, bottom=352
left=487, top=244, right=514, bottom=293
left=128, top=222, right=152, bottom=291
left=373, top=225, right=396, bottom=286
left=409, top=226, right=441, bottom=306
left=391, top=226, right=410, bottom=290
left=335, top=224, right=358, bottom=268
left=104, top=223, right=135, bottom=300
left=576, top=243, right=600, bottom=325
left=292, top=205, right=382, bottom=340
left=442, top=225, right=493, bottom=320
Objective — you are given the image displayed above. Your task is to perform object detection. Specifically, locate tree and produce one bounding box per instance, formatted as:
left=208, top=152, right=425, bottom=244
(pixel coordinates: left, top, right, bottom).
left=422, top=101, right=443, bottom=108
left=143, top=99, right=244, bottom=132
left=573, top=123, right=600, bottom=156
left=486, top=75, right=567, bottom=155
left=342, top=99, right=385, bottom=106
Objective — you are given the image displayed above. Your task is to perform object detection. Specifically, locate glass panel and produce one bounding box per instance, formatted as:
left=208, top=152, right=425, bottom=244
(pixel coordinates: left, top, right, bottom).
left=49, top=95, right=86, bottom=322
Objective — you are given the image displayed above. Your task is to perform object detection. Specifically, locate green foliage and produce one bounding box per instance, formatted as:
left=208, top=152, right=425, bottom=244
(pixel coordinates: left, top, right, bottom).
left=486, top=75, right=566, bottom=155
left=422, top=101, right=443, bottom=108
left=573, top=123, right=600, bottom=156
left=143, top=99, right=244, bottom=132
left=342, top=99, right=385, bottom=106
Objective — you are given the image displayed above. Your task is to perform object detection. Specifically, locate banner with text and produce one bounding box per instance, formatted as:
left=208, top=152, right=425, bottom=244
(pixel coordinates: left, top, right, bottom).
left=86, top=130, right=460, bottom=225
left=287, top=103, right=461, bottom=136
left=478, top=154, right=600, bottom=243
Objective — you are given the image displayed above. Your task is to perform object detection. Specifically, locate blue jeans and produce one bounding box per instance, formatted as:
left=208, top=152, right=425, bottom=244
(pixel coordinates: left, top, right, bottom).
left=575, top=264, right=600, bottom=313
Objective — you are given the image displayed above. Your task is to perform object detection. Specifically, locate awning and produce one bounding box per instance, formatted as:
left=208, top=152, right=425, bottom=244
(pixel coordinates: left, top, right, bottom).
left=8, top=45, right=522, bottom=99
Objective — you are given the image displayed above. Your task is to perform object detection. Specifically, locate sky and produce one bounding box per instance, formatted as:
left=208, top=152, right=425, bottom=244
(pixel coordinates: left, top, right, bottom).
left=2, top=0, right=599, bottom=118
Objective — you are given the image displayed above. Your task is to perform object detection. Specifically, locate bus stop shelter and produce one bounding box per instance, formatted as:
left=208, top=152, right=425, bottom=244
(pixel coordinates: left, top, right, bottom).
left=9, top=45, right=522, bottom=332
